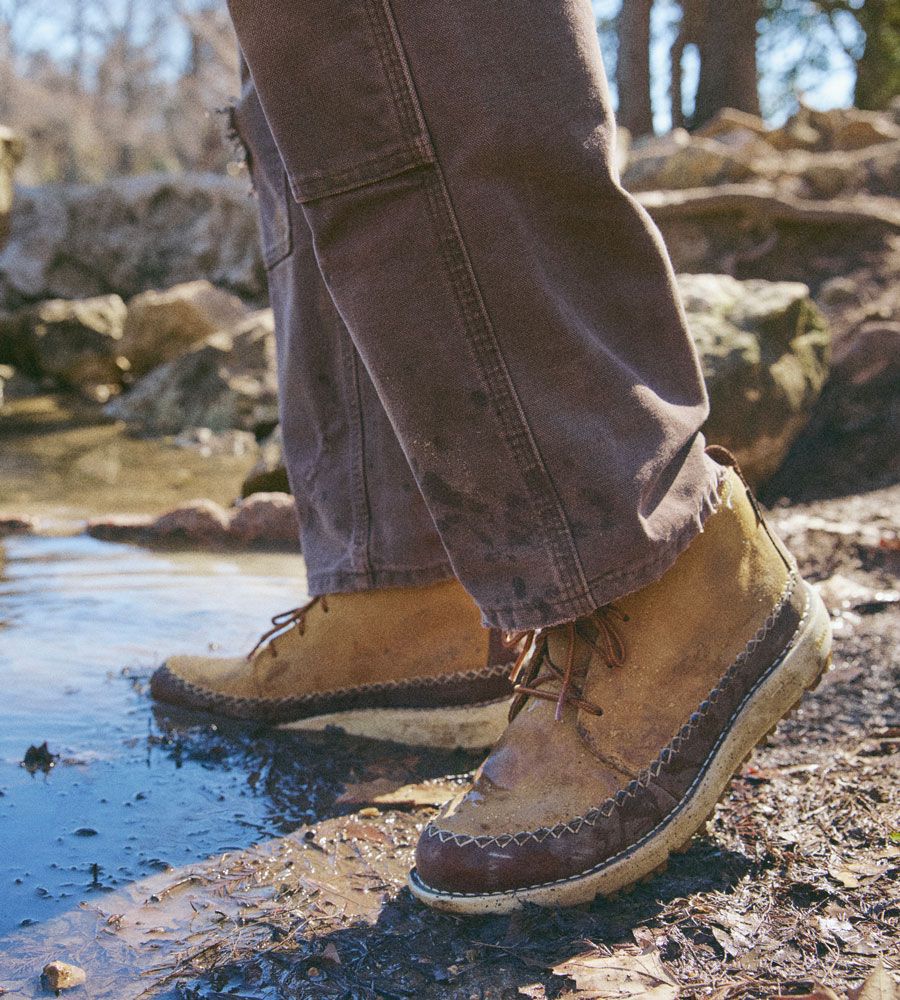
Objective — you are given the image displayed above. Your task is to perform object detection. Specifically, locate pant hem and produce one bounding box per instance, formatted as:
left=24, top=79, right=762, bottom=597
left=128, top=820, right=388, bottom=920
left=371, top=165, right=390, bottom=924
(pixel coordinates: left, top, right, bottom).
left=478, top=460, right=725, bottom=631
left=307, top=561, right=455, bottom=596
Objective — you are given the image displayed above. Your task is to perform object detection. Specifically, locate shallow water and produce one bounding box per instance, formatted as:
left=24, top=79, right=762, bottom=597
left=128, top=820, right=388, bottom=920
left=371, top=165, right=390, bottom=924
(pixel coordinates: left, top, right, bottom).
left=0, top=534, right=308, bottom=936
left=0, top=395, right=256, bottom=527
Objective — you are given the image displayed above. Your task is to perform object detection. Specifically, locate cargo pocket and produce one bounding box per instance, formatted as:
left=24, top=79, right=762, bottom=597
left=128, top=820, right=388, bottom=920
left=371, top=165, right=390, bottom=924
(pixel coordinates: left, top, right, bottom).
left=230, top=69, right=293, bottom=270
left=229, top=0, right=435, bottom=204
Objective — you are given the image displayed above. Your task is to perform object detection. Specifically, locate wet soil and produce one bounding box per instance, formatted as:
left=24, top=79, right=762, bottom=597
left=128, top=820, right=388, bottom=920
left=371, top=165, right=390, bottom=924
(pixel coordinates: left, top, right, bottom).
left=0, top=488, right=896, bottom=998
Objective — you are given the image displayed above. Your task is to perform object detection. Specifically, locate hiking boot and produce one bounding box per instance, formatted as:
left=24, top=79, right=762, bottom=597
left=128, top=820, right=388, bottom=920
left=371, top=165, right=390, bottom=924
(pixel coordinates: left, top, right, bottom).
left=410, top=457, right=832, bottom=911
left=150, top=579, right=515, bottom=748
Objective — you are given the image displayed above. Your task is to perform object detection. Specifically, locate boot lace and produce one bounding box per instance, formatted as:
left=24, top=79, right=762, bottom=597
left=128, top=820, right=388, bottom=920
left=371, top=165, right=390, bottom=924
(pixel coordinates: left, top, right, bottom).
left=504, top=605, right=628, bottom=722
left=246, top=595, right=328, bottom=661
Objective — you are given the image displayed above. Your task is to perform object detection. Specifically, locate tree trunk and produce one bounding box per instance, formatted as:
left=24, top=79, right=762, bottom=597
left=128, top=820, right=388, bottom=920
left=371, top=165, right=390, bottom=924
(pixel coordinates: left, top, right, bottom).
left=853, top=0, right=900, bottom=111
left=691, top=0, right=761, bottom=129
left=617, top=0, right=654, bottom=137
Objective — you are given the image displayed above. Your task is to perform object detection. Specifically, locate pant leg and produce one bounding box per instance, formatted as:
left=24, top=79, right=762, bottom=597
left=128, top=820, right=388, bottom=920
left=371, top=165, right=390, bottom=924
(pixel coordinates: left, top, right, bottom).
left=228, top=0, right=721, bottom=631
left=231, top=58, right=453, bottom=593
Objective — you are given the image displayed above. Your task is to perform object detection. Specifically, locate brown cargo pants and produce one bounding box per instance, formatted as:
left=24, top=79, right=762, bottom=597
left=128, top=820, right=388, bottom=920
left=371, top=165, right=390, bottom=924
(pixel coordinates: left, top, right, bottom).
left=227, top=0, right=721, bottom=630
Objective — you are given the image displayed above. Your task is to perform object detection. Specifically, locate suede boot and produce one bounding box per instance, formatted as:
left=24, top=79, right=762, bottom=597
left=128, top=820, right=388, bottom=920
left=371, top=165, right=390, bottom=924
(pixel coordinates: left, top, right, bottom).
left=151, top=579, right=514, bottom=748
left=410, top=461, right=832, bottom=911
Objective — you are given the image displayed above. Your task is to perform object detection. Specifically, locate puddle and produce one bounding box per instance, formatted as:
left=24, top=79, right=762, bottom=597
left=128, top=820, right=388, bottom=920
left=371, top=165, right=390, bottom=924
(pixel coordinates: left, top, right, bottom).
left=0, top=395, right=256, bottom=527
left=0, top=534, right=480, bottom=995
left=0, top=533, right=311, bottom=937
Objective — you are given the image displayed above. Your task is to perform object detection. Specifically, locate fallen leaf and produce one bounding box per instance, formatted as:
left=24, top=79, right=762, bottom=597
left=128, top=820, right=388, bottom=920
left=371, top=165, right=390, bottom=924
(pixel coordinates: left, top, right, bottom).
left=848, top=960, right=899, bottom=1000
left=829, top=866, right=862, bottom=889
left=321, top=943, right=341, bottom=965
left=552, top=948, right=680, bottom=999
left=334, top=779, right=399, bottom=806
left=373, top=780, right=458, bottom=808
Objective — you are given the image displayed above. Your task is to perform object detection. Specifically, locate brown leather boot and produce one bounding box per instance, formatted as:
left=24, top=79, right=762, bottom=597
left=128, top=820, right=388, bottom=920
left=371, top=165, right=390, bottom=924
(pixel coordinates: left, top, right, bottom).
left=410, top=460, right=832, bottom=911
left=150, top=579, right=515, bottom=748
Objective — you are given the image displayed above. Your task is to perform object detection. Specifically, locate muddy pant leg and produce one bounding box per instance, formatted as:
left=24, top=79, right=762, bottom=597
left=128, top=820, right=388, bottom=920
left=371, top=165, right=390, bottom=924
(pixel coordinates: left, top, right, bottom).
left=232, top=61, right=452, bottom=593
left=228, top=0, right=721, bottom=631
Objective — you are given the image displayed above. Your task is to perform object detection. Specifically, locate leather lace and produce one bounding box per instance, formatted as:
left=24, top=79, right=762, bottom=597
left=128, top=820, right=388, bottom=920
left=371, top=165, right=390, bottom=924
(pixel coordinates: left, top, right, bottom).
left=246, top=595, right=328, bottom=661
left=505, top=605, right=629, bottom=722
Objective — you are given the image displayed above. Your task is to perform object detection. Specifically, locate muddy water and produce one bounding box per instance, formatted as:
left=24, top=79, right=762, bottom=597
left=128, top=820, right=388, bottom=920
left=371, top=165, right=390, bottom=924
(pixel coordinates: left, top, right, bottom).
left=0, top=534, right=308, bottom=937
left=0, top=395, right=256, bottom=527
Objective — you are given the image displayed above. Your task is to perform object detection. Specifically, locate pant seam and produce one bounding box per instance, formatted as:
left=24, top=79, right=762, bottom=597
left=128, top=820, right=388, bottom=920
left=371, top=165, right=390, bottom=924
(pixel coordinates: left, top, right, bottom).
left=338, top=327, right=375, bottom=583
left=374, top=0, right=591, bottom=609
left=419, top=166, right=590, bottom=606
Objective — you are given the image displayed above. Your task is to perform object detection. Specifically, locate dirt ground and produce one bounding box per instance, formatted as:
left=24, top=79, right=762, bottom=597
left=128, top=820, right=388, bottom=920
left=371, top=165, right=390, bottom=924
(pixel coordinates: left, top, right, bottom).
left=2, top=487, right=897, bottom=1000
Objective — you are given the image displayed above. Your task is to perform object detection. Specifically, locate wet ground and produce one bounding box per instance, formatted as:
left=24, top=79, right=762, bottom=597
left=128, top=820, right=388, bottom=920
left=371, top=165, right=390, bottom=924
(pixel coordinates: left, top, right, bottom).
left=0, top=535, right=312, bottom=936
left=0, top=396, right=897, bottom=997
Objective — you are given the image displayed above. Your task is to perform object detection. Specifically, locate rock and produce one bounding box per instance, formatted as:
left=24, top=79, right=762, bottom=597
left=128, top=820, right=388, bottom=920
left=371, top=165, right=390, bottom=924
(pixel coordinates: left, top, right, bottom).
left=812, top=107, right=900, bottom=151
left=149, top=500, right=231, bottom=546
left=241, top=425, right=289, bottom=496
left=172, top=426, right=258, bottom=458
left=0, top=364, right=37, bottom=405
left=42, top=961, right=86, bottom=991
left=229, top=492, right=299, bottom=547
left=623, top=130, right=758, bottom=192
left=678, top=274, right=830, bottom=484
left=0, top=513, right=36, bottom=537
left=0, top=125, right=25, bottom=251
left=815, top=573, right=897, bottom=615
left=22, top=742, right=59, bottom=773
left=0, top=173, right=265, bottom=312
left=106, top=309, right=278, bottom=435
left=694, top=107, right=770, bottom=142
left=85, top=514, right=154, bottom=545
left=0, top=294, right=127, bottom=398
left=121, top=280, right=250, bottom=376
left=832, top=320, right=900, bottom=387
left=769, top=106, right=900, bottom=153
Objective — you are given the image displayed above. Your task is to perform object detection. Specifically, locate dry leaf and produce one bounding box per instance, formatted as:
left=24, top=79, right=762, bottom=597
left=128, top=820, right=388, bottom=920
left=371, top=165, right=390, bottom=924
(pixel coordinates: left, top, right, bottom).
left=373, top=780, right=458, bottom=808
left=829, top=866, right=862, bottom=889
left=552, top=948, right=680, bottom=999
left=848, top=960, right=899, bottom=1000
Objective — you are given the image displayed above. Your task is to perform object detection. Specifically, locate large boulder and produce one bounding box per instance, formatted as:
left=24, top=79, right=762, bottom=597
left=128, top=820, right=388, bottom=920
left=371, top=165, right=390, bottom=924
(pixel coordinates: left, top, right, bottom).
left=623, top=129, right=760, bottom=192
left=106, top=309, right=278, bottom=435
left=0, top=126, right=24, bottom=252
left=121, top=280, right=250, bottom=376
left=0, top=294, right=127, bottom=398
left=0, top=173, right=264, bottom=311
left=679, top=274, right=830, bottom=484
left=769, top=106, right=900, bottom=153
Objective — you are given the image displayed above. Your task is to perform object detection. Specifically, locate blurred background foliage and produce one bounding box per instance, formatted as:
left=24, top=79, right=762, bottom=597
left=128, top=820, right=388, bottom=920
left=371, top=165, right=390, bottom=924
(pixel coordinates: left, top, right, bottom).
left=0, top=0, right=897, bottom=184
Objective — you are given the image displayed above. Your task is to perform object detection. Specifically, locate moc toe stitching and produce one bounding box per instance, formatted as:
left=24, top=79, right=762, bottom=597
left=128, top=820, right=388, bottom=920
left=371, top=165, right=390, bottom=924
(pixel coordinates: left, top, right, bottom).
left=414, top=575, right=805, bottom=897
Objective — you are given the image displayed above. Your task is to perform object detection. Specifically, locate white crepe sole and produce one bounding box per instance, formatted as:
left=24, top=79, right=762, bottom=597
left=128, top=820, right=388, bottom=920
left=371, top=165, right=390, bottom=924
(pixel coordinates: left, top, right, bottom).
left=278, top=696, right=511, bottom=750
left=409, top=581, right=833, bottom=914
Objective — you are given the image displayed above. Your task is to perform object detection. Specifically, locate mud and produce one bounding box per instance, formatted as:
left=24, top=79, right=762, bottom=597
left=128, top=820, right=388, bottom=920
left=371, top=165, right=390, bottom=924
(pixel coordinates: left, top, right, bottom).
left=0, top=492, right=896, bottom=998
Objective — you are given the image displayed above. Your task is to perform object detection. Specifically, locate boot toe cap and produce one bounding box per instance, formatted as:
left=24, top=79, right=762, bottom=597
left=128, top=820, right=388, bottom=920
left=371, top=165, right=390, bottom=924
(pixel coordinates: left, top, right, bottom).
left=414, top=816, right=601, bottom=896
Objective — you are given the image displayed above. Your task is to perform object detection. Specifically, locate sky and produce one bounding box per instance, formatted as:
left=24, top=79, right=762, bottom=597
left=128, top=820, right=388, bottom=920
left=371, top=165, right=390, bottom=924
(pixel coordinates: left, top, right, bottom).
left=9, top=0, right=859, bottom=134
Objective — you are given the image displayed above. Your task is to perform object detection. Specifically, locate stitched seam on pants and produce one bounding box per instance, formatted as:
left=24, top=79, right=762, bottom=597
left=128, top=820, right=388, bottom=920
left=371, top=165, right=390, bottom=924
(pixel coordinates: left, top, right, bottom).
left=339, top=327, right=374, bottom=583
left=367, top=0, right=436, bottom=165
left=290, top=147, right=432, bottom=204
left=369, top=0, right=590, bottom=606
left=350, top=347, right=376, bottom=582
left=416, top=164, right=589, bottom=607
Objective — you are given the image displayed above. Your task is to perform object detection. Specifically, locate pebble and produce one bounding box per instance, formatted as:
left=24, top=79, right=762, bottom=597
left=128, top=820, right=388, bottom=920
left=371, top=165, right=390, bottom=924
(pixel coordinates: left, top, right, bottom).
left=42, top=961, right=86, bottom=990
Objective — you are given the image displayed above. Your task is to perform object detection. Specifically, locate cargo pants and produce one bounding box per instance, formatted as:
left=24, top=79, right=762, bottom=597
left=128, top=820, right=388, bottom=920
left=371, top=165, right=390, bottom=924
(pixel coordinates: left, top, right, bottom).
left=227, top=0, right=721, bottom=631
